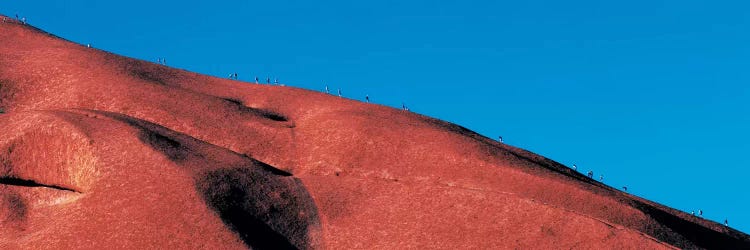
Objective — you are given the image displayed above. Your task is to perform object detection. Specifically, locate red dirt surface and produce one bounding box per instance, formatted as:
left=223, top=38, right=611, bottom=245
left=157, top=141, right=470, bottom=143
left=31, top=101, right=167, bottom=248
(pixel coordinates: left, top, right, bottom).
left=0, top=15, right=748, bottom=249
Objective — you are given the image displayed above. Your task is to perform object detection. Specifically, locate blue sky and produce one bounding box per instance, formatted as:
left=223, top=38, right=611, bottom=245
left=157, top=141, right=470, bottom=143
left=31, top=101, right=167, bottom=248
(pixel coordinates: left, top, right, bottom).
left=4, top=1, right=749, bottom=233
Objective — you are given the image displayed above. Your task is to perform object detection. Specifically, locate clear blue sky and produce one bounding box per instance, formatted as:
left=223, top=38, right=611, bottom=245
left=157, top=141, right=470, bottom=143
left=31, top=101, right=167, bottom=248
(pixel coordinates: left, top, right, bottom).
left=4, top=1, right=749, bottom=233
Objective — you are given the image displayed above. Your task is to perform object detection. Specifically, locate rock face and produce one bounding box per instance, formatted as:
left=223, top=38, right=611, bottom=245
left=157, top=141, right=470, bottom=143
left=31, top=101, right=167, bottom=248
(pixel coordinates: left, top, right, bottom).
left=0, top=16, right=748, bottom=249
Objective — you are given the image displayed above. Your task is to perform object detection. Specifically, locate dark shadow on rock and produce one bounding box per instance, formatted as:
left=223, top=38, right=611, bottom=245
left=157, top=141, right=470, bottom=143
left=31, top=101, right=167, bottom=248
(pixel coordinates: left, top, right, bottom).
left=137, top=129, right=189, bottom=162
left=419, top=115, right=597, bottom=182
left=79, top=110, right=198, bottom=164
left=129, top=68, right=169, bottom=86
left=1, top=192, right=26, bottom=224
left=222, top=98, right=289, bottom=122
left=196, top=166, right=321, bottom=250
left=632, top=200, right=750, bottom=249
left=120, top=58, right=179, bottom=86
left=0, top=79, right=17, bottom=113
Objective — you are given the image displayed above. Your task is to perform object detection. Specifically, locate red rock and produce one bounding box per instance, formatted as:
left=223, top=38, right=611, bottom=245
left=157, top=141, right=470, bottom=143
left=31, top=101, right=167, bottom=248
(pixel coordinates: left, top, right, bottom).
left=0, top=15, right=748, bottom=249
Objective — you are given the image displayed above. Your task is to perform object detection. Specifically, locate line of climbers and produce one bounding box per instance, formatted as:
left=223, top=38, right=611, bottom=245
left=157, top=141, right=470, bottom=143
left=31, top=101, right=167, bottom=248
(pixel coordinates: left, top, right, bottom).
left=3, top=14, right=27, bottom=24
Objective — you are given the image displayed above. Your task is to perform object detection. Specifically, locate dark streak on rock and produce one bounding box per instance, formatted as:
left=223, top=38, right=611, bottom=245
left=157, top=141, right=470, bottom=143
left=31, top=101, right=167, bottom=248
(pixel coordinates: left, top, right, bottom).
left=196, top=167, right=321, bottom=250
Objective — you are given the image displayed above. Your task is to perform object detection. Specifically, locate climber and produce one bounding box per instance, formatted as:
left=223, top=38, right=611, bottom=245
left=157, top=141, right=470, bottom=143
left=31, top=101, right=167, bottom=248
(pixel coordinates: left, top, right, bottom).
left=366, top=95, right=370, bottom=103
left=587, top=171, right=593, bottom=178
left=498, top=136, right=503, bottom=143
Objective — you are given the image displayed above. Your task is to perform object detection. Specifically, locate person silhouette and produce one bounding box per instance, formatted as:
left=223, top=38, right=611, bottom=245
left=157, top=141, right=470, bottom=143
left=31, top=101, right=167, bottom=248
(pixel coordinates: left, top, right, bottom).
left=498, top=136, right=503, bottom=143
left=325, top=85, right=329, bottom=94
left=622, top=186, right=627, bottom=191
left=587, top=171, right=593, bottom=178
left=337, top=88, right=342, bottom=97
left=255, top=76, right=259, bottom=84
left=572, top=164, right=577, bottom=171
left=725, top=219, right=728, bottom=227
